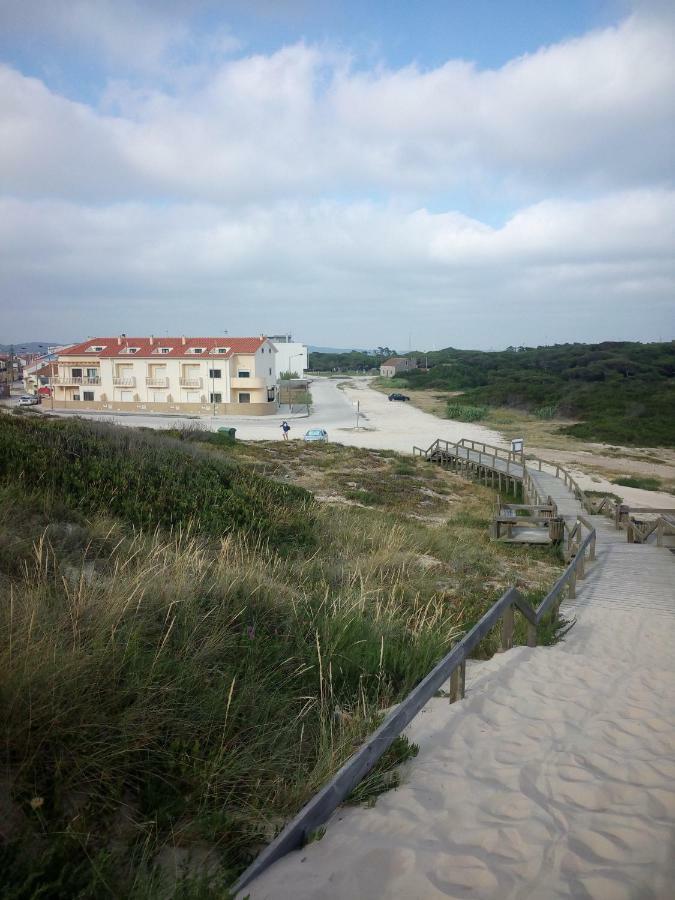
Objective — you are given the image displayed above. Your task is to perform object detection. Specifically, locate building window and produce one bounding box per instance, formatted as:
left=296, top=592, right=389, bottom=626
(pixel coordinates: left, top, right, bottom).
left=238, top=392, right=251, bottom=403
left=237, top=370, right=250, bottom=378
left=208, top=369, right=221, bottom=379
left=210, top=393, right=222, bottom=403
left=73, top=394, right=81, bottom=401
left=267, top=388, right=275, bottom=402
left=155, top=347, right=171, bottom=354
left=190, top=348, right=204, bottom=354
left=86, top=345, right=105, bottom=352
left=121, top=347, right=139, bottom=354
left=83, top=391, right=94, bottom=401
left=215, top=347, right=229, bottom=354
left=72, top=368, right=82, bottom=378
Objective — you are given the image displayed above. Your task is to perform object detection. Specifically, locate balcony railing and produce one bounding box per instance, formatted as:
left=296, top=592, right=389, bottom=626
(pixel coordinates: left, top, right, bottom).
left=179, top=377, right=202, bottom=388
left=113, top=376, right=136, bottom=387
left=54, top=376, right=101, bottom=386
left=146, top=376, right=169, bottom=387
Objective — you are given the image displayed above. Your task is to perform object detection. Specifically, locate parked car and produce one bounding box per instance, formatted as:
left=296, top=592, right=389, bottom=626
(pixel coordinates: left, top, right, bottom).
left=388, top=393, right=410, bottom=402
left=304, top=428, right=328, bottom=442
left=18, top=395, right=39, bottom=406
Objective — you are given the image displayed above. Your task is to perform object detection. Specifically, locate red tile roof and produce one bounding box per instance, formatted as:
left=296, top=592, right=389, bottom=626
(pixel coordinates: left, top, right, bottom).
left=59, top=337, right=270, bottom=359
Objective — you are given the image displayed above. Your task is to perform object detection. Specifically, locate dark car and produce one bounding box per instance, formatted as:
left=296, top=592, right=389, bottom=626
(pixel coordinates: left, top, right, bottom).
left=388, top=392, right=410, bottom=402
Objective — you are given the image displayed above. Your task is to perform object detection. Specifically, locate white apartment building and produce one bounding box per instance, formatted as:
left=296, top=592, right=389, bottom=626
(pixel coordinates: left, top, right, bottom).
left=53, top=336, right=279, bottom=415
left=268, top=334, right=308, bottom=376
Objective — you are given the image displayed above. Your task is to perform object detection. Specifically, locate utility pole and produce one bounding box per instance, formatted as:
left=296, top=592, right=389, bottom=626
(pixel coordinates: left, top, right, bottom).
left=355, top=400, right=360, bottom=430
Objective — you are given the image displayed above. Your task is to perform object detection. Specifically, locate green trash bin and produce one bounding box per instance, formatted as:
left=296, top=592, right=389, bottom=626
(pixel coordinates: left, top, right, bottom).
left=217, top=427, right=236, bottom=441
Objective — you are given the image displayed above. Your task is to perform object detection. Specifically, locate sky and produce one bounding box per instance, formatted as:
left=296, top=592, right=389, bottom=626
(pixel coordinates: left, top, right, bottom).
left=1, top=0, right=674, bottom=350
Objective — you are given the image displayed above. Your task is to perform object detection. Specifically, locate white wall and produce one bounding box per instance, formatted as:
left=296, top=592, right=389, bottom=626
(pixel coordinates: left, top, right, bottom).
left=271, top=341, right=308, bottom=378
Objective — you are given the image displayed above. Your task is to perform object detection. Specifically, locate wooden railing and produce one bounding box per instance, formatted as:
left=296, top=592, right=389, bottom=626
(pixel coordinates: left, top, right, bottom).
left=624, top=510, right=675, bottom=544
left=413, top=437, right=592, bottom=513
left=413, top=438, right=524, bottom=478
left=231, top=523, right=596, bottom=895
left=456, top=437, right=522, bottom=465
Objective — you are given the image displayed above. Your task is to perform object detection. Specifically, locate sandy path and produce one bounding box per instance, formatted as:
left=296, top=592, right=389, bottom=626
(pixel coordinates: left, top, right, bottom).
left=319, top=376, right=505, bottom=452
left=243, top=516, right=675, bottom=900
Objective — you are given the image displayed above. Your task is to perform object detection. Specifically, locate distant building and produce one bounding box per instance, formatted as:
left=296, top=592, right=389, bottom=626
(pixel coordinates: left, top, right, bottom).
left=268, top=334, right=308, bottom=378
left=379, top=357, right=418, bottom=378
left=24, top=361, right=58, bottom=395
left=53, top=336, right=279, bottom=415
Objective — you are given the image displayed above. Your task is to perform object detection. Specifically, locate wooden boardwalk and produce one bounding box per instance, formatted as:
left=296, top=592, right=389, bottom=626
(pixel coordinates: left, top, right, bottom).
left=244, top=439, right=675, bottom=900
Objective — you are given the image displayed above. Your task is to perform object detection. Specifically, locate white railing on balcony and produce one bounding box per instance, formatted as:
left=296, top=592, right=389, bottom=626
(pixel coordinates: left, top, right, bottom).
left=179, top=377, right=202, bottom=388
left=113, top=376, right=136, bottom=387
left=146, top=376, right=169, bottom=387
left=54, top=376, right=101, bottom=386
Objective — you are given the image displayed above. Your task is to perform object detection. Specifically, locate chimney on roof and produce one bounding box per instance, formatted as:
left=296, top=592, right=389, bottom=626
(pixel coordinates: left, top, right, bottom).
left=181, top=336, right=186, bottom=345
left=150, top=335, right=154, bottom=345
left=117, top=336, right=122, bottom=345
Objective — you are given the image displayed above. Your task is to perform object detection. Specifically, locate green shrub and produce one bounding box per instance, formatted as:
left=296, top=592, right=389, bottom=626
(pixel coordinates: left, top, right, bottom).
left=0, top=416, right=313, bottom=551
left=446, top=403, right=488, bottom=422
left=612, top=475, right=663, bottom=491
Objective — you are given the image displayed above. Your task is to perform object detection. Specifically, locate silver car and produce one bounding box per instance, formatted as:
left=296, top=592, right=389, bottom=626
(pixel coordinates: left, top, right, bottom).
left=304, top=428, right=328, bottom=442
left=19, top=395, right=39, bottom=406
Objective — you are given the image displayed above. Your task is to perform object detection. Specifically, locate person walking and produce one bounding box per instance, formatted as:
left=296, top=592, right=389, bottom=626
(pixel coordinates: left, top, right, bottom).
left=281, top=420, right=291, bottom=441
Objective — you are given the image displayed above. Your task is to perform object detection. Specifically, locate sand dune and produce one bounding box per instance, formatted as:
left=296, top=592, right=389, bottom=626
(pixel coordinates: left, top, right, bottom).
left=243, top=525, right=675, bottom=899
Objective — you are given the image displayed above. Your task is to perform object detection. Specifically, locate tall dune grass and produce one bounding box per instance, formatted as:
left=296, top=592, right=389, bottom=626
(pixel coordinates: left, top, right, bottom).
left=0, top=421, right=563, bottom=895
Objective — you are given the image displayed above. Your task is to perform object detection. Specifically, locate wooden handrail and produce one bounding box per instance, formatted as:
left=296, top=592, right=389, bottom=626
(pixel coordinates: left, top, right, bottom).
left=231, top=522, right=596, bottom=894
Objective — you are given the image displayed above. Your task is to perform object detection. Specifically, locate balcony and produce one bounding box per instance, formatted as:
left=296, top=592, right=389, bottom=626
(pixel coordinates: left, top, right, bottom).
left=179, top=377, right=203, bottom=388
left=54, top=376, right=101, bottom=386
left=231, top=376, right=266, bottom=389
left=146, top=376, right=169, bottom=388
left=113, top=376, right=136, bottom=387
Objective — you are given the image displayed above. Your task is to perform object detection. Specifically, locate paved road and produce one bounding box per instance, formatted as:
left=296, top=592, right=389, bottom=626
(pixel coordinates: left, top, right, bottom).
left=6, top=377, right=504, bottom=454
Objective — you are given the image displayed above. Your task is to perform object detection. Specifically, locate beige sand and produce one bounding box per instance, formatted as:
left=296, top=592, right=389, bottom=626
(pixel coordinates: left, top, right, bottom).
left=243, top=521, right=675, bottom=900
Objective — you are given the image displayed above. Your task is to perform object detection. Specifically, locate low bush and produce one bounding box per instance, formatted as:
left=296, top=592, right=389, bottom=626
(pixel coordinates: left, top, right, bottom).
left=612, top=475, right=663, bottom=491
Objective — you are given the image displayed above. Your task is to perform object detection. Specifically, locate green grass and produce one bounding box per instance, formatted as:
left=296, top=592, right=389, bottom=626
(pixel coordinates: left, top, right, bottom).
left=0, top=422, right=564, bottom=897
left=446, top=403, right=488, bottom=422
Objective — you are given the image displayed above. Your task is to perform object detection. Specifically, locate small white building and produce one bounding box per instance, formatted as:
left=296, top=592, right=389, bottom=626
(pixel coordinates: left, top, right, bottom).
left=269, top=334, right=308, bottom=378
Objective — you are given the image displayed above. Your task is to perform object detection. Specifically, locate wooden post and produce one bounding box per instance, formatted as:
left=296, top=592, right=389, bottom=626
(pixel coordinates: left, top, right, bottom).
left=459, top=661, right=466, bottom=699
left=590, top=532, right=596, bottom=560
left=527, top=621, right=537, bottom=648
left=449, top=666, right=460, bottom=703
left=577, top=553, right=585, bottom=579
left=501, top=605, right=514, bottom=651
left=568, top=569, right=576, bottom=599
left=657, top=519, right=663, bottom=547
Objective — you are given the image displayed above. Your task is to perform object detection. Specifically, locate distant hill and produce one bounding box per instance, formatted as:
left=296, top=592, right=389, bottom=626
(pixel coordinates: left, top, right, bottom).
left=308, top=345, right=369, bottom=354
left=0, top=342, right=68, bottom=355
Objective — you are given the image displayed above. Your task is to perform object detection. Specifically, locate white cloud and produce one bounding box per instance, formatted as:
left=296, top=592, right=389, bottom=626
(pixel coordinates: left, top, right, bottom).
left=1, top=2, right=673, bottom=345
left=1, top=10, right=674, bottom=204
left=3, top=190, right=673, bottom=346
